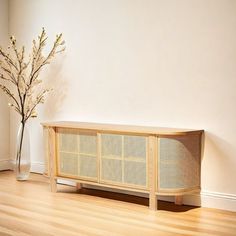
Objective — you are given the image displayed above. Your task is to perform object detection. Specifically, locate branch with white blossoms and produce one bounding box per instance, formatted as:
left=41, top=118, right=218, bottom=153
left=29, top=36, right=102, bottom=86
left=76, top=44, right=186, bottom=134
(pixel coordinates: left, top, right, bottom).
left=0, top=84, right=21, bottom=114
left=0, top=28, right=65, bottom=123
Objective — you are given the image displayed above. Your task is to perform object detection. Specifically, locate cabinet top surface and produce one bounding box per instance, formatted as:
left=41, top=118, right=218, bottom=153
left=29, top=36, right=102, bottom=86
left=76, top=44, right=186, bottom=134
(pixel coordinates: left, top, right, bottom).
left=41, top=121, right=203, bottom=136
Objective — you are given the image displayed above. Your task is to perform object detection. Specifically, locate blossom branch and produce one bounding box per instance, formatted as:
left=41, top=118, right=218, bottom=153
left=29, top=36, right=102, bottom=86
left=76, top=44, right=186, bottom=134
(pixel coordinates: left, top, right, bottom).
left=29, top=34, right=65, bottom=85
left=25, top=89, right=50, bottom=121
left=0, top=63, right=17, bottom=85
left=0, top=28, right=65, bottom=122
left=0, top=47, right=19, bottom=72
left=0, top=84, right=21, bottom=111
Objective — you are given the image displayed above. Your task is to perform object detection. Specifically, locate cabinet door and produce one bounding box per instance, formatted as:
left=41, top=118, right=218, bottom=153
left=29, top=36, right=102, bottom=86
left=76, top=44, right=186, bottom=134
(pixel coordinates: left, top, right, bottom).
left=100, top=133, right=147, bottom=188
left=158, top=135, right=201, bottom=192
left=57, top=129, right=98, bottom=181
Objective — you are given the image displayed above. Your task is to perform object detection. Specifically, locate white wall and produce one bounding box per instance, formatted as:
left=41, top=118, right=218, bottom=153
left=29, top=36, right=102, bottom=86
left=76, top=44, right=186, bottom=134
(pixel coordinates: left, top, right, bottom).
left=0, top=0, right=10, bottom=170
left=9, top=0, right=236, bottom=210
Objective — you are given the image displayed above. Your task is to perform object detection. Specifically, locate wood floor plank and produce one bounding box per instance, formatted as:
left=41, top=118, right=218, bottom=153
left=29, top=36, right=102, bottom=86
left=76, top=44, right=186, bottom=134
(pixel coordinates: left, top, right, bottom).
left=0, top=225, right=29, bottom=236
left=0, top=171, right=236, bottom=236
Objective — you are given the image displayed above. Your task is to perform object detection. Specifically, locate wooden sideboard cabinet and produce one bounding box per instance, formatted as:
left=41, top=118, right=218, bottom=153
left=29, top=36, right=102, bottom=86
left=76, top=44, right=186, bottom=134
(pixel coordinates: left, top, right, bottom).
left=42, top=121, right=203, bottom=210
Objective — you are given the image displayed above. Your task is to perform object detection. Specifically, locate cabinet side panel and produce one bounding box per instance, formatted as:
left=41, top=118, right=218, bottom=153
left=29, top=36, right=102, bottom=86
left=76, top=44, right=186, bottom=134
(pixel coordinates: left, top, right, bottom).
left=158, top=134, right=201, bottom=192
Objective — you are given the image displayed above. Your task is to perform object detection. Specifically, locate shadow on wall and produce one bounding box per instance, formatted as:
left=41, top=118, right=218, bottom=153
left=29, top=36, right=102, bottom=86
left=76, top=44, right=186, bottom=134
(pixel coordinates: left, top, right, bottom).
left=201, top=131, right=236, bottom=191
left=203, top=131, right=233, bottom=162
left=42, top=58, right=68, bottom=120
left=201, top=131, right=205, bottom=162
left=178, top=131, right=235, bottom=207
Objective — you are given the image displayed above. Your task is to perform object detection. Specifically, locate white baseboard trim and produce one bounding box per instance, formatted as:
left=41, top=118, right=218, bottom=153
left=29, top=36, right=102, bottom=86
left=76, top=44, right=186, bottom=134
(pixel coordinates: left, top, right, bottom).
left=0, top=159, right=11, bottom=171
left=159, top=191, right=236, bottom=212
left=0, top=159, right=45, bottom=174
left=200, top=191, right=236, bottom=212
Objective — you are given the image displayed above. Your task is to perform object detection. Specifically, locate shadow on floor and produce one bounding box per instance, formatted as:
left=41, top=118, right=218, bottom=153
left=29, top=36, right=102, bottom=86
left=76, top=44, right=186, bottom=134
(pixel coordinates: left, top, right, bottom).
left=58, top=185, right=199, bottom=212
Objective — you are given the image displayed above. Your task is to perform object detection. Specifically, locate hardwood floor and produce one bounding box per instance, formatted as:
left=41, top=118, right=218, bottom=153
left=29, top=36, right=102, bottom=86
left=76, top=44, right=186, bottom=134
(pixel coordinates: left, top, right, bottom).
left=0, top=171, right=236, bottom=236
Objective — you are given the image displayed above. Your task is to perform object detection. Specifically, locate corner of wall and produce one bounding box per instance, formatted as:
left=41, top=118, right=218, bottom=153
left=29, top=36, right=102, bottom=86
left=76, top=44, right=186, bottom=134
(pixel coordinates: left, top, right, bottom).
left=0, top=0, right=11, bottom=171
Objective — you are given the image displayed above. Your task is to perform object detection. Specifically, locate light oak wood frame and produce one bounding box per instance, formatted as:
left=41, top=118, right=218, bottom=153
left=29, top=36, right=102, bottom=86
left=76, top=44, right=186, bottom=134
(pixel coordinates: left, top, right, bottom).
left=43, top=127, right=50, bottom=177
left=42, top=121, right=203, bottom=210
left=148, top=135, right=157, bottom=210
left=48, top=127, right=57, bottom=192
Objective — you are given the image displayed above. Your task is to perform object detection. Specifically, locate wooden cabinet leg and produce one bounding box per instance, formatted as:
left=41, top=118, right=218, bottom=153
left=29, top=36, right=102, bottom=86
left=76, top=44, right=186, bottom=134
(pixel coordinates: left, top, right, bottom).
left=149, top=194, right=157, bottom=211
left=50, top=179, right=57, bottom=193
left=48, top=127, right=57, bottom=193
left=148, top=135, right=157, bottom=211
left=76, top=183, right=82, bottom=190
left=175, top=195, right=183, bottom=205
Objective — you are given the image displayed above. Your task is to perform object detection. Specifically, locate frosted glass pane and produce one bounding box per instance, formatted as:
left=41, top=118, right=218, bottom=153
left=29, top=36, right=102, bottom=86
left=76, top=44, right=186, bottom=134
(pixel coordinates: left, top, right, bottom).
left=159, top=163, right=184, bottom=188
left=79, top=134, right=97, bottom=155
left=79, top=154, right=97, bottom=178
left=101, top=134, right=122, bottom=157
left=159, top=135, right=200, bottom=189
left=124, top=135, right=146, bottom=159
left=124, top=161, right=146, bottom=186
left=101, top=159, right=122, bottom=182
left=59, top=132, right=78, bottom=152
left=59, top=152, right=78, bottom=176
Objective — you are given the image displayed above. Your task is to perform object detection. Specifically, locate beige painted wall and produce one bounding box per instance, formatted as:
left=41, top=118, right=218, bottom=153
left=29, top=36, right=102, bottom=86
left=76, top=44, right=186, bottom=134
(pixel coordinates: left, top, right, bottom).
left=9, top=0, right=236, bottom=208
left=0, top=0, right=10, bottom=168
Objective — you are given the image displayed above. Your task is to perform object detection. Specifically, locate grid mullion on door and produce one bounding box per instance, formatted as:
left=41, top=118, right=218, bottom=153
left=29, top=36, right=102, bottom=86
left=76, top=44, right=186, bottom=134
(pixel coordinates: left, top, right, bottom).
left=77, top=132, right=80, bottom=177
left=121, top=135, right=124, bottom=184
left=97, top=133, right=101, bottom=183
